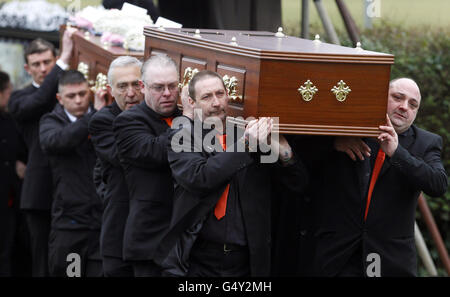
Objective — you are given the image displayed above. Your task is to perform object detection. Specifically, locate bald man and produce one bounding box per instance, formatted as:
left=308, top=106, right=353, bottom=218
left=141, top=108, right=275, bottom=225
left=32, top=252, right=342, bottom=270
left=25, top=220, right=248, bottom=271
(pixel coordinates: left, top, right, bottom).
left=310, top=78, right=447, bottom=277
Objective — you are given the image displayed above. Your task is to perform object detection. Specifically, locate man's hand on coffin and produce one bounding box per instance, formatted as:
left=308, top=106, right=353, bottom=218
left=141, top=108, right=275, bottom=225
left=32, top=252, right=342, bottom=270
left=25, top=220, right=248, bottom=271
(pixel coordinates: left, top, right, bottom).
left=94, top=88, right=108, bottom=111
left=256, top=117, right=273, bottom=145
left=15, top=160, right=26, bottom=180
left=378, top=114, right=398, bottom=157
left=241, top=119, right=258, bottom=151
left=275, top=134, right=294, bottom=164
left=334, top=136, right=371, bottom=161
left=60, top=27, right=77, bottom=65
left=181, top=85, right=193, bottom=119
left=242, top=117, right=276, bottom=153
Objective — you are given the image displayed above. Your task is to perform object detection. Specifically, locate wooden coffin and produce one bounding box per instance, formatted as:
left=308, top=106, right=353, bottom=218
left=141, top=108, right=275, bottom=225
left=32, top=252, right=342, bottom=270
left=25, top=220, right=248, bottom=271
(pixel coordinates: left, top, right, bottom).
left=143, top=27, right=394, bottom=137
left=64, top=28, right=144, bottom=104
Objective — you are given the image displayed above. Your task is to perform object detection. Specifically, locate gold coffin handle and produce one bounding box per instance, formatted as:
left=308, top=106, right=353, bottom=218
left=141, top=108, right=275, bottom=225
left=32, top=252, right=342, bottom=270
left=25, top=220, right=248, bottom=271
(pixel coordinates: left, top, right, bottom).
left=77, top=62, right=89, bottom=80
left=179, top=67, right=199, bottom=88
left=77, top=62, right=94, bottom=86
left=331, top=80, right=351, bottom=102
left=297, top=80, right=318, bottom=102
left=222, top=74, right=243, bottom=104
left=91, top=73, right=108, bottom=92
left=179, top=68, right=243, bottom=104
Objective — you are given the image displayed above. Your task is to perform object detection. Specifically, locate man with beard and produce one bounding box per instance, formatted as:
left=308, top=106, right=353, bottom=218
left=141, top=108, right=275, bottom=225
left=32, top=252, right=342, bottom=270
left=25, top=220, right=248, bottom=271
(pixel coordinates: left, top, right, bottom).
left=8, top=29, right=76, bottom=276
left=156, top=70, right=309, bottom=277
left=39, top=70, right=106, bottom=276
left=89, top=56, right=144, bottom=277
left=113, top=54, right=182, bottom=276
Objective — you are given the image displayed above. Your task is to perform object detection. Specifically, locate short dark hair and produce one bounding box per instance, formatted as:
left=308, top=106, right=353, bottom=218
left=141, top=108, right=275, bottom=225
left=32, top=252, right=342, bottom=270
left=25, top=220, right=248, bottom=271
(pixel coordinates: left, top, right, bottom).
left=58, top=70, right=87, bottom=93
left=188, top=70, right=226, bottom=101
left=24, top=38, right=57, bottom=64
left=0, top=71, right=10, bottom=92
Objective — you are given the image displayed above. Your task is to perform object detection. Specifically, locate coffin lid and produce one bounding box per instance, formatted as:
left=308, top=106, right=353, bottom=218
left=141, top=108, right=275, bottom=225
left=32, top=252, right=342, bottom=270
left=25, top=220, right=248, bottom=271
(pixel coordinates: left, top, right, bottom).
left=144, top=27, right=394, bottom=64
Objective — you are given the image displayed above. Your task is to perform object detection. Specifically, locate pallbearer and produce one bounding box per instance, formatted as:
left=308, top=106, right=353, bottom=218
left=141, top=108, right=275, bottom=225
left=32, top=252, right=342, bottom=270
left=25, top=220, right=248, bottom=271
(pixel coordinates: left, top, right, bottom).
left=39, top=70, right=106, bottom=277
left=113, top=54, right=182, bottom=276
left=156, top=70, right=309, bottom=277
left=89, top=56, right=144, bottom=277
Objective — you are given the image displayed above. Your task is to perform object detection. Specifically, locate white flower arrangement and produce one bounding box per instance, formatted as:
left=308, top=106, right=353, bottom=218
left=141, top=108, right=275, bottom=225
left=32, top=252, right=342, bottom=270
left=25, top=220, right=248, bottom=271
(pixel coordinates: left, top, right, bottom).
left=74, top=5, right=153, bottom=51
left=0, top=0, right=68, bottom=31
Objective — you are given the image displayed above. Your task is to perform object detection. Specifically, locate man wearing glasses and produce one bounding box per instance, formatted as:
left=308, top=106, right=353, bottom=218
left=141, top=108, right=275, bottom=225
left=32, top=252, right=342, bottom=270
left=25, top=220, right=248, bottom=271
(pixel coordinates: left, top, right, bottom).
left=89, top=56, right=144, bottom=277
left=113, top=54, right=182, bottom=276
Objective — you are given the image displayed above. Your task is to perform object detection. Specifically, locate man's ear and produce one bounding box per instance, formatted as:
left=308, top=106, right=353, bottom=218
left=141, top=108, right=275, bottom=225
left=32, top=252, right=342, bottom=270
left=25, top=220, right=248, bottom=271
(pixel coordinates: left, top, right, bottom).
left=188, top=96, right=195, bottom=106
left=24, top=64, right=31, bottom=76
left=106, top=84, right=112, bottom=95
left=139, top=80, right=145, bottom=95
left=56, top=93, right=63, bottom=105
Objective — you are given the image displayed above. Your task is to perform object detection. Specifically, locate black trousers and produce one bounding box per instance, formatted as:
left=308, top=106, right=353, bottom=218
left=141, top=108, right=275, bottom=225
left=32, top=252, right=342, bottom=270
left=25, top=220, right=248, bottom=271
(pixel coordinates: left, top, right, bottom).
left=0, top=207, right=16, bottom=276
left=48, top=229, right=103, bottom=277
left=187, top=240, right=250, bottom=277
left=24, top=210, right=51, bottom=277
left=102, top=255, right=134, bottom=277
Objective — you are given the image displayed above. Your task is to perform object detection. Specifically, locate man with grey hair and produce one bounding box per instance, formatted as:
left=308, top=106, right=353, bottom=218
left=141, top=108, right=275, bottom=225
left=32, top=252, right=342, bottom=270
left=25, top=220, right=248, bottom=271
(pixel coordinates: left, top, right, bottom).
left=113, top=54, right=182, bottom=276
left=311, top=77, right=447, bottom=276
left=89, top=56, right=144, bottom=276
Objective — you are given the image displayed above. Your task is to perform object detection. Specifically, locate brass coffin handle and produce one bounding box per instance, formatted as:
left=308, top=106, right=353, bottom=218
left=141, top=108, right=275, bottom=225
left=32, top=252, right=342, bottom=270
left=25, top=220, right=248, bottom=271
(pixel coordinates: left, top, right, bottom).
left=179, top=67, right=199, bottom=88
left=91, top=73, right=107, bottom=92
left=222, top=75, right=243, bottom=104
left=77, top=62, right=94, bottom=86
left=331, top=80, right=351, bottom=102
left=77, top=62, right=89, bottom=80
left=297, top=80, right=318, bottom=102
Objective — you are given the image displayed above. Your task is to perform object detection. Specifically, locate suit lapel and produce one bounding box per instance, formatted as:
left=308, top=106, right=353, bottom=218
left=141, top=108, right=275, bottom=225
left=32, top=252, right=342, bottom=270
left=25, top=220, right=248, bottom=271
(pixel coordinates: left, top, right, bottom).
left=399, top=126, right=416, bottom=150
left=378, top=153, right=391, bottom=178
left=356, top=138, right=373, bottom=199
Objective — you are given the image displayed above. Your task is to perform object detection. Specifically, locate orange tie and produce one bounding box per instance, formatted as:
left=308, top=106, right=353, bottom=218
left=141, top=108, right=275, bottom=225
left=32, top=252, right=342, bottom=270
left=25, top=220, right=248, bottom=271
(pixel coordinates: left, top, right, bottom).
left=162, top=117, right=173, bottom=127
left=364, top=148, right=386, bottom=221
left=214, top=134, right=230, bottom=220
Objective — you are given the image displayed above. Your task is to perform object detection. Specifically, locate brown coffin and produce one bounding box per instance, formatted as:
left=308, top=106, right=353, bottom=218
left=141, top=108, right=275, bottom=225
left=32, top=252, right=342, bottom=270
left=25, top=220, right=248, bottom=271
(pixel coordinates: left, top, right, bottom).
left=144, top=27, right=394, bottom=137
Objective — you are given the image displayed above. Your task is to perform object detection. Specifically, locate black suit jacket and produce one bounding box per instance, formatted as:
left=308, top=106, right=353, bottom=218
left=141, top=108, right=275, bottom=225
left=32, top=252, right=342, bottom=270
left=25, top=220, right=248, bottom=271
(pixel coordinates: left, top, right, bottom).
left=155, top=120, right=309, bottom=276
left=39, top=104, right=102, bottom=230
left=89, top=101, right=129, bottom=258
left=0, top=111, right=26, bottom=213
left=8, top=65, right=64, bottom=210
left=113, top=101, right=181, bottom=261
left=313, top=125, right=448, bottom=276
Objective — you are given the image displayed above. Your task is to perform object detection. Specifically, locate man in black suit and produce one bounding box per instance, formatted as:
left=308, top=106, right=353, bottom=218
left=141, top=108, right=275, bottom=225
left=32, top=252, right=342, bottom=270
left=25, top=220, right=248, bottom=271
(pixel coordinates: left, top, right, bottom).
left=156, top=70, right=309, bottom=277
left=312, top=78, right=448, bottom=277
left=0, top=71, right=28, bottom=276
left=113, top=54, right=182, bottom=276
left=39, top=70, right=106, bottom=277
left=7, top=29, right=77, bottom=276
left=89, top=56, right=144, bottom=277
